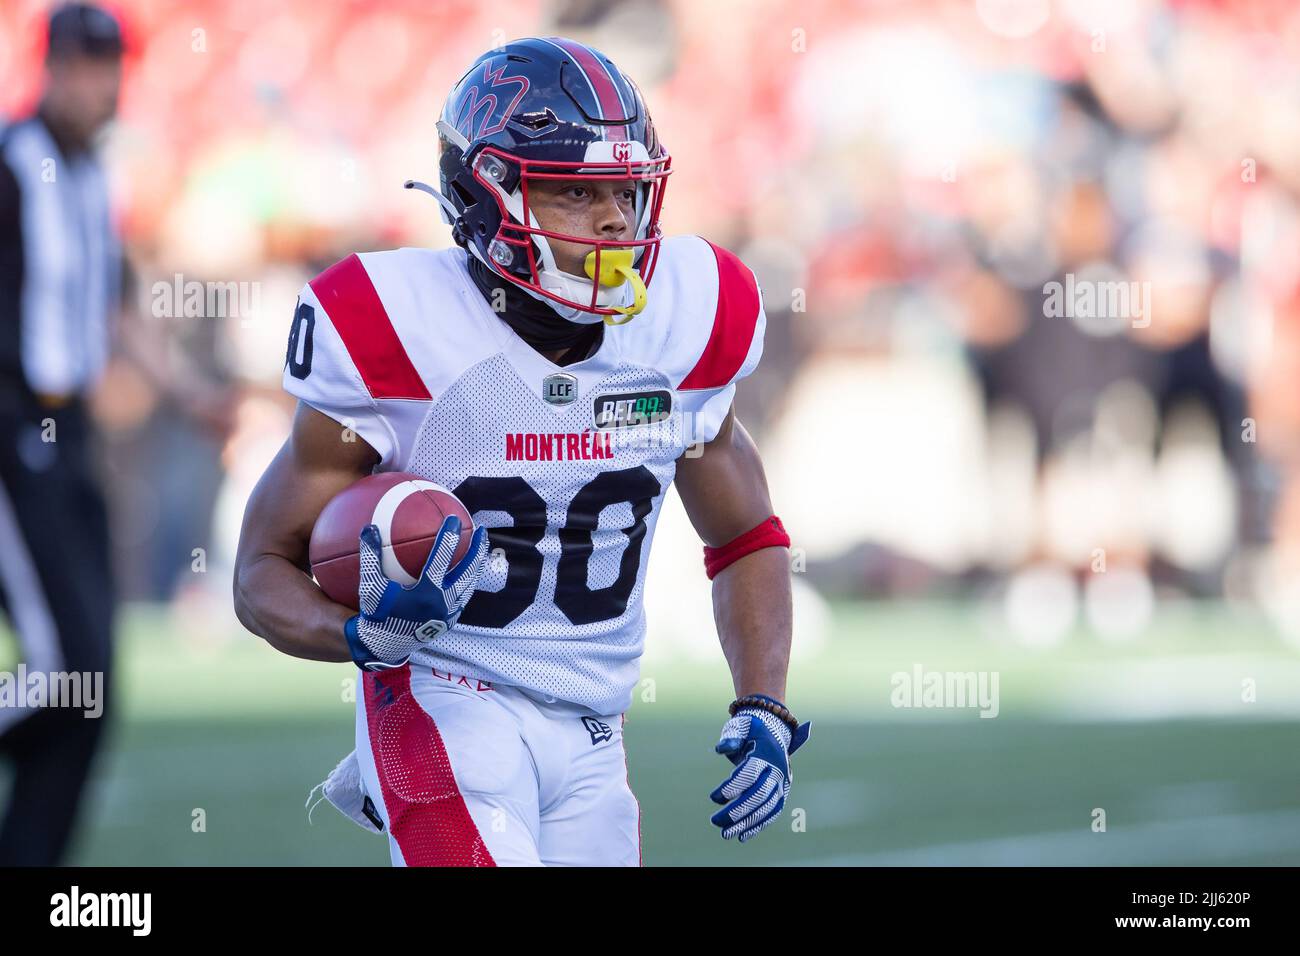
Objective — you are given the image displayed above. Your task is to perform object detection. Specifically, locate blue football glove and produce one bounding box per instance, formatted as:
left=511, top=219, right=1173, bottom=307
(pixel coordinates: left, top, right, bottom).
left=710, top=695, right=811, bottom=843
left=343, top=515, right=488, bottom=672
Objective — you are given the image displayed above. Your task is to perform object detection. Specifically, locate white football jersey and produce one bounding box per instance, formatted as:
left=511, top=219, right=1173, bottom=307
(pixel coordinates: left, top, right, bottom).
left=283, top=237, right=766, bottom=713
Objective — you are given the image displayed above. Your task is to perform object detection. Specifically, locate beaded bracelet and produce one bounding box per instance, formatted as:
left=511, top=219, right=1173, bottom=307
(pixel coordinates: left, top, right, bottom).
left=729, top=694, right=800, bottom=734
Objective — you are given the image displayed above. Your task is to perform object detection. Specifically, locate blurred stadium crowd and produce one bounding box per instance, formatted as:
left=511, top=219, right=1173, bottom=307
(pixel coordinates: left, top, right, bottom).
left=2, top=0, right=1299, bottom=646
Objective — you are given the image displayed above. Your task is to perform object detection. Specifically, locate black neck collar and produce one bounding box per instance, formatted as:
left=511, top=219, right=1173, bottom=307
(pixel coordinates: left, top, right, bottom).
left=465, top=251, right=604, bottom=363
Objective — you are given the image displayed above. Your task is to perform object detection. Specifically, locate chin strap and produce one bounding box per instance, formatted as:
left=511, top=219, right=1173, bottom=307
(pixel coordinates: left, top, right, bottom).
left=584, top=249, right=647, bottom=324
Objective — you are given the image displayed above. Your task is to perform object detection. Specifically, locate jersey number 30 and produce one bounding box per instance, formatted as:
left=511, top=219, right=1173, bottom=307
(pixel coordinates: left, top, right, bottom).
left=454, top=466, right=661, bottom=628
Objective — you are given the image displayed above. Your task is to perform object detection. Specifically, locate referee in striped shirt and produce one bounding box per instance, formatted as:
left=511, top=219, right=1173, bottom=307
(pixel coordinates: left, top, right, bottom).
left=0, top=3, right=123, bottom=865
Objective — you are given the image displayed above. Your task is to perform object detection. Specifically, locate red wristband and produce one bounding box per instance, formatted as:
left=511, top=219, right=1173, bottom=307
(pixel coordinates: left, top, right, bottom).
left=703, top=515, right=790, bottom=580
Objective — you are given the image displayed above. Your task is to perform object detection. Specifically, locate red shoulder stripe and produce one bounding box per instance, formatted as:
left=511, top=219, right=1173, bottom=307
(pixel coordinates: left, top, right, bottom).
left=308, top=254, right=430, bottom=401
left=678, top=241, right=760, bottom=391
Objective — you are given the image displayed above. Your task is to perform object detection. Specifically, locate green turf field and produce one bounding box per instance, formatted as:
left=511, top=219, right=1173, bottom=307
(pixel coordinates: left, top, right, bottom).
left=5, top=600, right=1300, bottom=865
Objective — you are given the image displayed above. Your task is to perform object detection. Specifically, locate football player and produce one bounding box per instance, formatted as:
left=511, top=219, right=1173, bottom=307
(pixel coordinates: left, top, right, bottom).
left=233, top=36, right=809, bottom=866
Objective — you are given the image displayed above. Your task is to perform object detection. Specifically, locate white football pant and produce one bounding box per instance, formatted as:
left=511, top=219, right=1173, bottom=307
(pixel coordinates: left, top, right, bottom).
left=352, top=663, right=641, bottom=866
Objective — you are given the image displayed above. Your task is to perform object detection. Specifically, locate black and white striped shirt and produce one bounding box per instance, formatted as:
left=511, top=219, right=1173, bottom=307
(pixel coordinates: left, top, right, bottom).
left=0, top=112, right=120, bottom=400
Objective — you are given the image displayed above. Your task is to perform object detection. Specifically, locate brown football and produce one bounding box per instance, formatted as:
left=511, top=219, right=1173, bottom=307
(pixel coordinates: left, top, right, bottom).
left=309, top=472, right=474, bottom=610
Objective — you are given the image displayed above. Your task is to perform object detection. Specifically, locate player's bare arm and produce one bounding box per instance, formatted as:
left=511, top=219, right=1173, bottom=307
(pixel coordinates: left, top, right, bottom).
left=232, top=402, right=378, bottom=663
left=674, top=404, right=791, bottom=702
left=675, top=403, right=809, bottom=842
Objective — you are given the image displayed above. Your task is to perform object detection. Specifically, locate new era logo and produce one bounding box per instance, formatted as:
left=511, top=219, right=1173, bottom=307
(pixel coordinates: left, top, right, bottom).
left=582, top=716, right=613, bottom=745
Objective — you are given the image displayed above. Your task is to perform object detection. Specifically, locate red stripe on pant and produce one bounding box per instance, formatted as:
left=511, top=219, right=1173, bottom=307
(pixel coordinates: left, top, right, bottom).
left=363, top=666, right=496, bottom=867
left=621, top=712, right=642, bottom=866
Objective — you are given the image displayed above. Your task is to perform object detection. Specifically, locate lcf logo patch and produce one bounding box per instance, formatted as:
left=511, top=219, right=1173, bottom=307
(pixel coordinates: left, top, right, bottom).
left=582, top=716, right=614, bottom=745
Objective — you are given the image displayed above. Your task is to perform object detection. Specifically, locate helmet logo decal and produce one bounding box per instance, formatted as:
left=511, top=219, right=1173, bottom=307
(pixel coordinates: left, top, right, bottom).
left=612, top=142, right=631, bottom=162
left=455, top=62, right=531, bottom=141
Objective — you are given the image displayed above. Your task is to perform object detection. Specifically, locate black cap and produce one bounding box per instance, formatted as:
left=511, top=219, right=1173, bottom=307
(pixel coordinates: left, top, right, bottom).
left=46, top=3, right=124, bottom=60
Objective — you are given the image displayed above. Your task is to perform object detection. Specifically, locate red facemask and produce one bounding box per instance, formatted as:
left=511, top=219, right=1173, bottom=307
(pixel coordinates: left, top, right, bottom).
left=468, top=145, right=672, bottom=323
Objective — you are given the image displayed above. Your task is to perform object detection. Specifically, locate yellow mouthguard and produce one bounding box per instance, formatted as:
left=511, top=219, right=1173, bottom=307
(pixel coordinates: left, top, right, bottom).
left=584, top=249, right=647, bottom=324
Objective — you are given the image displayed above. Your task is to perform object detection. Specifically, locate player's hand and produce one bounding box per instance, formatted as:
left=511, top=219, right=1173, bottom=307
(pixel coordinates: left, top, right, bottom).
left=344, top=515, right=488, bottom=672
left=709, top=695, right=811, bottom=843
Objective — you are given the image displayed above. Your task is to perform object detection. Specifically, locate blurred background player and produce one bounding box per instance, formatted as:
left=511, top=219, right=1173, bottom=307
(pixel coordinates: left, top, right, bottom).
left=0, top=1, right=233, bottom=865
left=0, top=1, right=125, bottom=865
